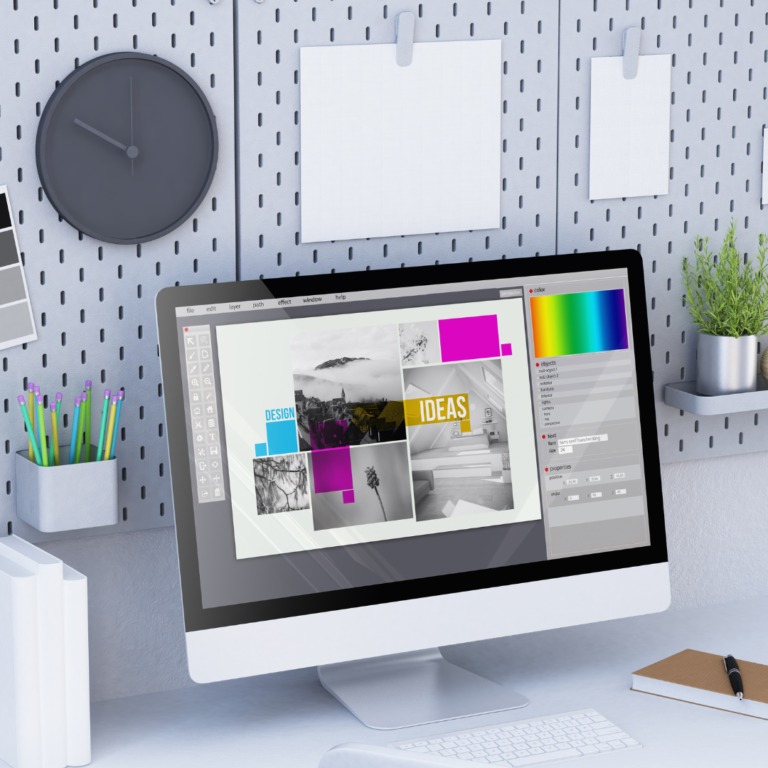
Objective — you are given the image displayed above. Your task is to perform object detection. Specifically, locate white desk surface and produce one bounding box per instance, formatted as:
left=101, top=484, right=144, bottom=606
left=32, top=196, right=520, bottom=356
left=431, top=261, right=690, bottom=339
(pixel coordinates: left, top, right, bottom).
left=78, top=598, right=768, bottom=766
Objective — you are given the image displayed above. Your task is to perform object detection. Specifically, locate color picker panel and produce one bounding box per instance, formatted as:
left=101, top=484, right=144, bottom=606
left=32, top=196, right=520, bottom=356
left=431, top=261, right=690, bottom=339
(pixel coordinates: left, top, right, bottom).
left=530, top=289, right=628, bottom=358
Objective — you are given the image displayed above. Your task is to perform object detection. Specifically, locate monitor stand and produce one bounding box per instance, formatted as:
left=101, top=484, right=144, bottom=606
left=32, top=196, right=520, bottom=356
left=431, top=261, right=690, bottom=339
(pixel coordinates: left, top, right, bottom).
left=317, top=648, right=528, bottom=730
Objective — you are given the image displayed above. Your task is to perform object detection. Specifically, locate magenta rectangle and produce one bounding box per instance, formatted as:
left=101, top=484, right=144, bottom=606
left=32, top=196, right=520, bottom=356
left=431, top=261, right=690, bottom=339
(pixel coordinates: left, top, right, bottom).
left=342, top=490, right=355, bottom=504
left=501, top=343, right=512, bottom=356
left=311, top=446, right=353, bottom=493
left=439, top=315, right=500, bottom=362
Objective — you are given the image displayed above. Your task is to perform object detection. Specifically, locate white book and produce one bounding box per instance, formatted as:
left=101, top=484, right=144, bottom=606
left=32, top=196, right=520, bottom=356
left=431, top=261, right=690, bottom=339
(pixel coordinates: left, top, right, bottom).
left=0, top=554, right=42, bottom=768
left=0, top=537, right=67, bottom=768
left=62, top=565, right=91, bottom=767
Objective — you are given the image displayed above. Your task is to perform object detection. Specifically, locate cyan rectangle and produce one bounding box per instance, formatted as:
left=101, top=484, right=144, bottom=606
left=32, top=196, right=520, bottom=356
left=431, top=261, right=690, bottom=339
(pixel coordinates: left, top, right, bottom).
left=266, top=419, right=299, bottom=455
left=255, top=442, right=267, bottom=457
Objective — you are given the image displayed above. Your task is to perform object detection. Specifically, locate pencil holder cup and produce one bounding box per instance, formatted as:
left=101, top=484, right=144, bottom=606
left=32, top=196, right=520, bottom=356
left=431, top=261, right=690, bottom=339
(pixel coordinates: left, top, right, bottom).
left=15, top=447, right=118, bottom=532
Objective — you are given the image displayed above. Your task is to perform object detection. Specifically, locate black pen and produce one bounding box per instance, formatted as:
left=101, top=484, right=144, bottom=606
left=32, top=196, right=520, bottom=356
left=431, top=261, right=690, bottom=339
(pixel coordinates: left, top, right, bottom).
left=723, top=655, right=743, bottom=701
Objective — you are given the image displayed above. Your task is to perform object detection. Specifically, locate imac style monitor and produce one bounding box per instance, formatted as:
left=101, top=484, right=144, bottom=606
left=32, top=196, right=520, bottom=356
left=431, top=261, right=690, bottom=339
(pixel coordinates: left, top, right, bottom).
left=156, top=252, right=669, bottom=729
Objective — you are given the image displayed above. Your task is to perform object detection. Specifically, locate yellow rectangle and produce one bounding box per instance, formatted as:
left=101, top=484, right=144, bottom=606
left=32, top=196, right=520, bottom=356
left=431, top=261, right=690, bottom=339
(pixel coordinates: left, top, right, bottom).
left=403, top=394, right=470, bottom=427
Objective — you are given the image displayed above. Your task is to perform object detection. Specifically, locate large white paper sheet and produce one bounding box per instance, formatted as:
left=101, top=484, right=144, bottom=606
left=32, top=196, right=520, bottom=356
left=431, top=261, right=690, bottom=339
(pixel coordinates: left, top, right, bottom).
left=299, top=40, right=501, bottom=243
left=588, top=54, right=672, bottom=201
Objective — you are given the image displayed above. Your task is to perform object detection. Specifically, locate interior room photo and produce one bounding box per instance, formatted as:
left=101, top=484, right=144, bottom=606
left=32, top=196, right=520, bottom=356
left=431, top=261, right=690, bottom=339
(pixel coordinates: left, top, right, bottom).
left=0, top=2, right=766, bottom=768
left=404, top=360, right=514, bottom=520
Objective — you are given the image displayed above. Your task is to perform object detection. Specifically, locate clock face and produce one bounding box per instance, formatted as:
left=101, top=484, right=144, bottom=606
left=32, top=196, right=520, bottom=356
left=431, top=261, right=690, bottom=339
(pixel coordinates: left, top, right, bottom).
left=36, top=53, right=218, bottom=244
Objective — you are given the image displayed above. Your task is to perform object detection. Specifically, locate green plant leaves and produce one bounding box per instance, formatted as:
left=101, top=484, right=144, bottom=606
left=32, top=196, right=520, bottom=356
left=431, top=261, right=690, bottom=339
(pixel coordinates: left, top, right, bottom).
left=681, top=219, right=768, bottom=338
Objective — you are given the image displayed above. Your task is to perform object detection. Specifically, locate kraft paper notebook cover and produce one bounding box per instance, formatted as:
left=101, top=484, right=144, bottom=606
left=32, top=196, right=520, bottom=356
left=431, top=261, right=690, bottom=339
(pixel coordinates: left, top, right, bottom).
left=632, top=649, right=768, bottom=720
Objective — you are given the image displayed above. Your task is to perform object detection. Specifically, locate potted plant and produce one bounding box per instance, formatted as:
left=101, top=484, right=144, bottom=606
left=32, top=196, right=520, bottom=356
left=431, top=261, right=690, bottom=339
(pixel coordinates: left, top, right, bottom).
left=682, top=221, right=768, bottom=396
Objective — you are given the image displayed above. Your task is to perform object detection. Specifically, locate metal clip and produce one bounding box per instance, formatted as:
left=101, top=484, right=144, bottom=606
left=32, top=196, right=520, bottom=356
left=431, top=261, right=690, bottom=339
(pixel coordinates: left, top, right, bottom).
left=622, top=27, right=641, bottom=79
left=396, top=12, right=415, bottom=67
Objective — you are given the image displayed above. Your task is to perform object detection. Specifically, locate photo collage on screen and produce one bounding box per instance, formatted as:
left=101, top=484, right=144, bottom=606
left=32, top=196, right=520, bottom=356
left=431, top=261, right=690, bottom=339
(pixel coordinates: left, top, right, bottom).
left=252, top=314, right=515, bottom=532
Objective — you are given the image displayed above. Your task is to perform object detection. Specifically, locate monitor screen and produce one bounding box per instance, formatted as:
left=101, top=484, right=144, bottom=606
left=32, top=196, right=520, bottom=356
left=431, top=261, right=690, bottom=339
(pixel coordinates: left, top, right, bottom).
left=157, top=253, right=666, bottom=632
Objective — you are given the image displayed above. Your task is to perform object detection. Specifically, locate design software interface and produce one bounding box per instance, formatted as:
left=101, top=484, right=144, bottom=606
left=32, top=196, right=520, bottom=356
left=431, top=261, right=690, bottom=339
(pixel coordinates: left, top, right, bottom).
left=174, top=268, right=651, bottom=610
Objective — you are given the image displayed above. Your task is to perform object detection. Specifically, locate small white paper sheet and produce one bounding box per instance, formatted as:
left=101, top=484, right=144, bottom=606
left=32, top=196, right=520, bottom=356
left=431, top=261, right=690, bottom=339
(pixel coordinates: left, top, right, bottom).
left=588, top=54, right=672, bottom=201
left=299, top=40, right=501, bottom=243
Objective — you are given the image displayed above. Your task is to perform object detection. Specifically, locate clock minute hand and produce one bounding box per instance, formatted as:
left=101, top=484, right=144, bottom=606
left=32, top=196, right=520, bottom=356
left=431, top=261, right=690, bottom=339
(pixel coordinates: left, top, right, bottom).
left=74, top=119, right=138, bottom=158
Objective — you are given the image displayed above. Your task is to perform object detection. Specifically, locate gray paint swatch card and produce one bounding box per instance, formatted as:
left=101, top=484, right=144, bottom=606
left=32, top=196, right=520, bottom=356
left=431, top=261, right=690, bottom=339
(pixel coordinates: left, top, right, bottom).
left=0, top=186, right=37, bottom=350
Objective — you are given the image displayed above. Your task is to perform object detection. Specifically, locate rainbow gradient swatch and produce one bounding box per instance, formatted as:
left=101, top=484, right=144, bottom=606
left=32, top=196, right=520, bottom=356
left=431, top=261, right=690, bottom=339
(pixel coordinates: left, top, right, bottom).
left=530, top=289, right=628, bottom=358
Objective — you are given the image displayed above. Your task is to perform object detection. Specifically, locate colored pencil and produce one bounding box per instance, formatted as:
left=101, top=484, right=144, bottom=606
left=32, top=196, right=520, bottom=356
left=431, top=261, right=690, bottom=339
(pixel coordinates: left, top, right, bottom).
left=33, top=386, right=41, bottom=458
left=103, top=396, right=118, bottom=462
left=36, top=395, right=48, bottom=467
left=50, top=402, right=60, bottom=466
left=68, top=397, right=82, bottom=466
left=96, top=390, right=111, bottom=461
left=17, top=396, right=42, bottom=466
left=55, top=393, right=62, bottom=466
left=27, top=382, right=35, bottom=461
left=74, top=390, right=87, bottom=464
left=84, top=380, right=92, bottom=462
left=109, top=390, right=124, bottom=460
left=48, top=401, right=55, bottom=467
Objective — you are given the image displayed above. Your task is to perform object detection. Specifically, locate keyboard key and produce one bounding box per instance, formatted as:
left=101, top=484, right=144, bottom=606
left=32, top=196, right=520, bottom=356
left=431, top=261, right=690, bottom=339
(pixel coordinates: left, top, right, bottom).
left=472, top=750, right=489, bottom=757
left=607, top=741, right=625, bottom=749
left=594, top=726, right=620, bottom=736
left=414, top=741, right=428, bottom=746
left=509, top=748, right=582, bottom=766
left=428, top=744, right=442, bottom=751
left=623, top=738, right=639, bottom=746
left=487, top=748, right=502, bottom=755
left=578, top=745, right=599, bottom=755
left=596, top=744, right=612, bottom=752
left=474, top=759, right=489, bottom=764
left=528, top=748, right=544, bottom=755
left=543, top=746, right=558, bottom=753
left=429, top=738, right=444, bottom=744
left=398, top=744, right=414, bottom=749
left=487, top=756, right=504, bottom=763
left=409, top=746, right=429, bottom=753
left=458, top=755, right=474, bottom=761
left=456, top=747, right=471, bottom=754
left=516, top=750, right=531, bottom=757
left=582, top=737, right=598, bottom=744
left=440, top=749, right=457, bottom=756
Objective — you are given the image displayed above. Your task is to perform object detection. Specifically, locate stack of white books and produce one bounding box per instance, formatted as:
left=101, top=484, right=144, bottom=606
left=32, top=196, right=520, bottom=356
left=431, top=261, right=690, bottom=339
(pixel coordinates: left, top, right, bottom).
left=0, top=535, right=90, bottom=768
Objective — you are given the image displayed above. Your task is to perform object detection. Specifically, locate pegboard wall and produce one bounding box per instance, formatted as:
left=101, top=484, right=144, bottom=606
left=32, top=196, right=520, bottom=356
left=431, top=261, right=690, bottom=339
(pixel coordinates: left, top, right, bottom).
left=556, top=0, right=768, bottom=464
left=0, top=0, right=236, bottom=542
left=1, top=0, right=766, bottom=543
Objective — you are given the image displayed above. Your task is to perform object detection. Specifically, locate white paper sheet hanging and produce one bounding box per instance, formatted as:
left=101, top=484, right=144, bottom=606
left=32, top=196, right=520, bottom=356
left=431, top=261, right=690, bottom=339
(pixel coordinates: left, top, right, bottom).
left=299, top=40, right=501, bottom=243
left=588, top=54, right=672, bottom=201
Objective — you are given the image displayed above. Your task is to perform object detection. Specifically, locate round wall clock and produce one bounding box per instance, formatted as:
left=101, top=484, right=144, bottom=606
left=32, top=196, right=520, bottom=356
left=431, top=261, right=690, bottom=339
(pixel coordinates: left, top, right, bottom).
left=36, top=52, right=218, bottom=245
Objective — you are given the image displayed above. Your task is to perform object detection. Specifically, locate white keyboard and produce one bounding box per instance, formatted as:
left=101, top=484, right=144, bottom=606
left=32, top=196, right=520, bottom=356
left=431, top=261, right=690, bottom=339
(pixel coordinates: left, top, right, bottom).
left=388, top=709, right=641, bottom=767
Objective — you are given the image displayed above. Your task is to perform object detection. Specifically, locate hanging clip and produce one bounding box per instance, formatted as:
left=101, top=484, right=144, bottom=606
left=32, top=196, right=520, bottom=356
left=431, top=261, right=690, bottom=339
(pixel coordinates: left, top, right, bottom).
left=396, top=12, right=415, bottom=67
left=622, top=27, right=641, bottom=79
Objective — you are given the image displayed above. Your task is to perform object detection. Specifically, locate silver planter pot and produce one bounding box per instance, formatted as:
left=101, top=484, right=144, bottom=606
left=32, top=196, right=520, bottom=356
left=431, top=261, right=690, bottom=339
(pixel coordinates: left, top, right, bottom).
left=696, top=333, right=757, bottom=396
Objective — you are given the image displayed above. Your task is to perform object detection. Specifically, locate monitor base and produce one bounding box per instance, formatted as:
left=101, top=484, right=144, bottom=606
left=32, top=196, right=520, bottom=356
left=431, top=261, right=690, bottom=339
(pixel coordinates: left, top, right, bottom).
left=317, top=647, right=528, bottom=730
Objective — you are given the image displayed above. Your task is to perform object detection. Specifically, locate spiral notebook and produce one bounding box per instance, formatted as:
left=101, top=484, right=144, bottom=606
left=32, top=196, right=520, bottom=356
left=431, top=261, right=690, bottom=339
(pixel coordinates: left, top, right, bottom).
left=632, top=649, right=768, bottom=720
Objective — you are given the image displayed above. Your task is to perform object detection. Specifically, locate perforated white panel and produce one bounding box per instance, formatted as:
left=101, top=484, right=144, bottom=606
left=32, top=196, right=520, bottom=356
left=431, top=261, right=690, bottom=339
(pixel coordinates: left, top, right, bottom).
left=557, top=0, right=768, bottom=463
left=3, top=0, right=764, bottom=546
left=236, top=0, right=559, bottom=278
left=0, top=0, right=236, bottom=542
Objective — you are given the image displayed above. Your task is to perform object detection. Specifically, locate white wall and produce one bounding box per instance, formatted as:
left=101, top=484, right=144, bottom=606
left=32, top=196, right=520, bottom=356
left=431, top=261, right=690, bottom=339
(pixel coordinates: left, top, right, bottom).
left=39, top=451, right=768, bottom=702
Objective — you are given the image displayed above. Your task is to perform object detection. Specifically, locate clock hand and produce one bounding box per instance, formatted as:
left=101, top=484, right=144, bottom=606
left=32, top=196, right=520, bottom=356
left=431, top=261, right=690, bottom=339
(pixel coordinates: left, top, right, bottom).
left=74, top=118, right=139, bottom=159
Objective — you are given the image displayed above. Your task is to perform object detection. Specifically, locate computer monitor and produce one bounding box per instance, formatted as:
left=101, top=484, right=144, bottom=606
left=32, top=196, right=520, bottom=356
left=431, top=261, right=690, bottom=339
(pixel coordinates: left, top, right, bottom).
left=155, top=251, right=669, bottom=729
